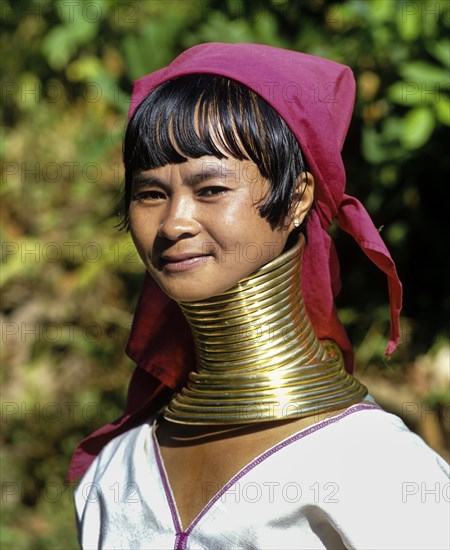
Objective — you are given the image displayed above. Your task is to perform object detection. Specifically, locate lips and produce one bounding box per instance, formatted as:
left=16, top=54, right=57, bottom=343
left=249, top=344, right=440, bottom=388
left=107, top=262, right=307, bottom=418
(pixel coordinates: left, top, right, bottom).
left=159, top=251, right=212, bottom=272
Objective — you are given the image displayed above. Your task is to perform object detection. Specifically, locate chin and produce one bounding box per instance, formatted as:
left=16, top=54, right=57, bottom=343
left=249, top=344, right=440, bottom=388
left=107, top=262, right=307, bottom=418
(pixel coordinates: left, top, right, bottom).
left=161, top=278, right=239, bottom=303
left=164, top=287, right=220, bottom=303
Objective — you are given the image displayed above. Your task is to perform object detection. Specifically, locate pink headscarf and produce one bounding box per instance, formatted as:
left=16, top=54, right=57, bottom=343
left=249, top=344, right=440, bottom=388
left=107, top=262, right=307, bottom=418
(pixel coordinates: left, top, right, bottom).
left=68, top=43, right=402, bottom=480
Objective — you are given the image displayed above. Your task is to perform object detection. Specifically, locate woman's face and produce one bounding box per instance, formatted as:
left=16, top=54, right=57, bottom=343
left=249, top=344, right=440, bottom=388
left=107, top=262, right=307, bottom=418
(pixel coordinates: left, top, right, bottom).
left=129, top=156, right=311, bottom=302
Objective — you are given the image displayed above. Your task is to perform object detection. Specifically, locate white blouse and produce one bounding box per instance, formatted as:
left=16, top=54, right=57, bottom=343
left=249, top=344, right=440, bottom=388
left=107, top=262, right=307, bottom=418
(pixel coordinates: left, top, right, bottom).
left=75, top=402, right=449, bottom=549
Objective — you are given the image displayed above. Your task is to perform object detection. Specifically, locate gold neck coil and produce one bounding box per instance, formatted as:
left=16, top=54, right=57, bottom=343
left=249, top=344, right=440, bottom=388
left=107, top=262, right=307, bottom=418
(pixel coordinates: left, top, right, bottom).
left=163, top=237, right=367, bottom=424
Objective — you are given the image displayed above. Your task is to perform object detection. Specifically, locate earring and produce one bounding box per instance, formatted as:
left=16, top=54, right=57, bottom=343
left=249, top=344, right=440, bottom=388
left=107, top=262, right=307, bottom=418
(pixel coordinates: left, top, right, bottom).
left=293, top=219, right=301, bottom=228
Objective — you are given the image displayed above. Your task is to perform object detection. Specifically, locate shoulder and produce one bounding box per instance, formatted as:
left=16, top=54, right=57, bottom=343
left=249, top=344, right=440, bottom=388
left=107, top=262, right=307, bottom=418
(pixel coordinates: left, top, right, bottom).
left=95, top=419, right=153, bottom=468
left=338, top=401, right=447, bottom=466
left=301, top=400, right=449, bottom=478
left=305, top=399, right=441, bottom=451
left=304, top=401, right=450, bottom=549
left=74, top=418, right=154, bottom=506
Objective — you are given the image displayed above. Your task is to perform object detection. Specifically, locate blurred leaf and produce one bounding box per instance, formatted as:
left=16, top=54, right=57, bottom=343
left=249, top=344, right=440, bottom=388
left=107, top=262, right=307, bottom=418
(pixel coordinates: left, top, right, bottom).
left=370, top=0, right=395, bottom=23
left=385, top=221, right=408, bottom=244
left=56, top=0, right=109, bottom=23
left=399, top=61, right=449, bottom=85
left=401, top=107, right=435, bottom=149
left=434, top=96, right=450, bottom=125
left=122, top=16, right=189, bottom=80
left=16, top=73, right=41, bottom=111
left=66, top=56, right=103, bottom=81
left=389, top=81, right=424, bottom=105
left=42, top=14, right=99, bottom=70
left=396, top=3, right=421, bottom=41
left=362, top=127, right=385, bottom=164
left=383, top=117, right=403, bottom=141
left=426, top=38, right=450, bottom=68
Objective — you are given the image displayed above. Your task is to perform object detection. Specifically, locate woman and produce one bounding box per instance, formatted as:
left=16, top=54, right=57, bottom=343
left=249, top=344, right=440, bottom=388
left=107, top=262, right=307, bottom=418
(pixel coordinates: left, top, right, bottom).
left=72, top=43, right=449, bottom=549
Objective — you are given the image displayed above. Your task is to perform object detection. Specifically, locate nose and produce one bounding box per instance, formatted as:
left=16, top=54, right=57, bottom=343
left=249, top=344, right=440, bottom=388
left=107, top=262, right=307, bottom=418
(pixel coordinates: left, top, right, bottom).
left=157, top=195, right=201, bottom=241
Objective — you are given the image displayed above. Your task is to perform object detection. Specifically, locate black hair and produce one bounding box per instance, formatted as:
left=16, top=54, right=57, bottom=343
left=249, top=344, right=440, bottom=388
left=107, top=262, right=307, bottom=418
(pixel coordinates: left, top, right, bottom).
left=120, top=74, right=308, bottom=232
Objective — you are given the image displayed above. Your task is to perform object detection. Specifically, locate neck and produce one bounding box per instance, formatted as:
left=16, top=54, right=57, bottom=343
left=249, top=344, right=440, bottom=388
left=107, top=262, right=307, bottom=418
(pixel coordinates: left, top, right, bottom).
left=164, top=236, right=367, bottom=424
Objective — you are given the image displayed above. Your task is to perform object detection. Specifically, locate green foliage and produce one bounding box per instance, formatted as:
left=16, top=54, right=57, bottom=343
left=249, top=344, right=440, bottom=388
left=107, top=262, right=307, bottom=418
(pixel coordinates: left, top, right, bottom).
left=1, top=0, right=449, bottom=547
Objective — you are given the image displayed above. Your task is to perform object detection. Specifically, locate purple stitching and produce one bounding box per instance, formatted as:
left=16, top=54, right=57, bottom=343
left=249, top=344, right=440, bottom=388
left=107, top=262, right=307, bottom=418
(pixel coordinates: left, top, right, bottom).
left=154, top=403, right=381, bottom=544
left=174, top=531, right=189, bottom=549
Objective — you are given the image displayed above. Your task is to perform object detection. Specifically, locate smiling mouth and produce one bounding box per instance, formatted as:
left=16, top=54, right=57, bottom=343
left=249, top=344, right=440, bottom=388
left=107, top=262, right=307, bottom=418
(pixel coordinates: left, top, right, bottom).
left=160, top=253, right=212, bottom=272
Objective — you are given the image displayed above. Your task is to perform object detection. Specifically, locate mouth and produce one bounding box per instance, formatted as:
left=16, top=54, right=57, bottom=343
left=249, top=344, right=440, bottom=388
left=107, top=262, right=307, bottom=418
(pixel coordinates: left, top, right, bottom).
left=159, top=252, right=213, bottom=272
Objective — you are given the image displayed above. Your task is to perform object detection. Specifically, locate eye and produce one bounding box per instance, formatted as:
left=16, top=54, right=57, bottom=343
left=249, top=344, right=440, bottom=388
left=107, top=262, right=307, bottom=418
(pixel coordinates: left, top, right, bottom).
left=132, top=190, right=166, bottom=202
left=198, top=186, right=229, bottom=197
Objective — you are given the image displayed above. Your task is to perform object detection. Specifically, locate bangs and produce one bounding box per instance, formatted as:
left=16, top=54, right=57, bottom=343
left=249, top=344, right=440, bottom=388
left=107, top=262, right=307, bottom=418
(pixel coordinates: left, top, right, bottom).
left=125, top=74, right=270, bottom=173
left=121, top=74, right=306, bottom=230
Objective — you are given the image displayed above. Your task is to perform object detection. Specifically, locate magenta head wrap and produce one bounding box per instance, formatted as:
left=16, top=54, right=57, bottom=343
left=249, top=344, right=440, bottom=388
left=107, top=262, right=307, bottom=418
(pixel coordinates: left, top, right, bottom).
left=68, top=43, right=402, bottom=480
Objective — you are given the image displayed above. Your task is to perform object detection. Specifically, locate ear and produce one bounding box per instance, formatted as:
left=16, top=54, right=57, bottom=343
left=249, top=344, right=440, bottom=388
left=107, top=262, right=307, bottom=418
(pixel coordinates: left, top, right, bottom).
left=288, top=171, right=315, bottom=231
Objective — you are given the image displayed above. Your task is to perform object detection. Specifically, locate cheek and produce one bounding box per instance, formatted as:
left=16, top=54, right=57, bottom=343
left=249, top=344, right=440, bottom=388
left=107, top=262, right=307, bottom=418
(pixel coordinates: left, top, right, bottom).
left=128, top=206, right=141, bottom=233
left=128, top=219, right=142, bottom=250
left=129, top=208, right=155, bottom=239
left=129, top=214, right=154, bottom=262
left=215, top=217, right=287, bottom=268
left=214, top=190, right=267, bottom=235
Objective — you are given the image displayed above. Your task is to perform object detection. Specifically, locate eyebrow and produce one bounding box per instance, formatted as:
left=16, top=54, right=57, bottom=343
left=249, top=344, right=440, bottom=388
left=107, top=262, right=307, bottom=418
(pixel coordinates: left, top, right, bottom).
left=132, top=166, right=229, bottom=189
left=132, top=175, right=162, bottom=191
